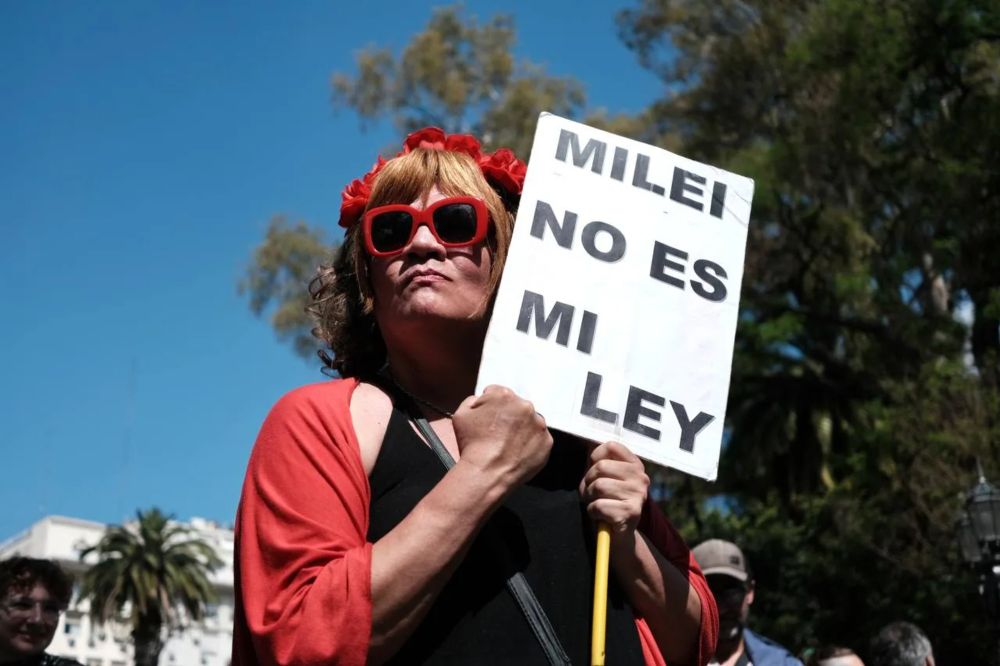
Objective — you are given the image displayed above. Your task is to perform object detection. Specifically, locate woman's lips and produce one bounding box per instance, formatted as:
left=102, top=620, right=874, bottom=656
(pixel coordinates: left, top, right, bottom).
left=405, top=269, right=447, bottom=286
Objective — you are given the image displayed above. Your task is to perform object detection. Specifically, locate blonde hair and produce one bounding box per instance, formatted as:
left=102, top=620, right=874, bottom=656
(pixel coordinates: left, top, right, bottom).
left=309, top=148, right=518, bottom=377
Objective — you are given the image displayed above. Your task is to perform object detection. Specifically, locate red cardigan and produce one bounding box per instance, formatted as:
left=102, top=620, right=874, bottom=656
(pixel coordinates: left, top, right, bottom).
left=232, top=379, right=718, bottom=665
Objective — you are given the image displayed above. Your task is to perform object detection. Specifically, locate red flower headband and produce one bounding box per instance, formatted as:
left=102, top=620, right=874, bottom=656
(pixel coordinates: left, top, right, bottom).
left=338, top=127, right=527, bottom=228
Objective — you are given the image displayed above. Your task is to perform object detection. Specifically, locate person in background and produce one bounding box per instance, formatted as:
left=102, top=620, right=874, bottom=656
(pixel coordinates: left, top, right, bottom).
left=806, top=645, right=865, bottom=666
left=692, top=539, right=802, bottom=666
left=869, top=621, right=934, bottom=666
left=0, top=557, right=82, bottom=666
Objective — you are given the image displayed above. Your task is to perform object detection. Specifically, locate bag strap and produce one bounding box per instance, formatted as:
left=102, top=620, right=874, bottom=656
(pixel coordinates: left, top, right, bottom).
left=369, top=371, right=571, bottom=666
left=407, top=412, right=572, bottom=666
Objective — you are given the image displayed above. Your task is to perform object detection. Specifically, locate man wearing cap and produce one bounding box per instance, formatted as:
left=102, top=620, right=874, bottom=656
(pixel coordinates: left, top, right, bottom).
left=692, top=539, right=802, bottom=666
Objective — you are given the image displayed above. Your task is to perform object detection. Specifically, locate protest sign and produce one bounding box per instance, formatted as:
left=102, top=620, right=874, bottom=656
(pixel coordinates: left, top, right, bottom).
left=476, top=113, right=754, bottom=480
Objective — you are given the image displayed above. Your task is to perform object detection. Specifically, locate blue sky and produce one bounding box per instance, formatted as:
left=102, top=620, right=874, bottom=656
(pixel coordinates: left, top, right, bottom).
left=0, top=2, right=663, bottom=539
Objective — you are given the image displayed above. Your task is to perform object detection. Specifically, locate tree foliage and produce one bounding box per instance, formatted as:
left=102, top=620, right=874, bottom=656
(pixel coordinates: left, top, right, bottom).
left=619, top=0, right=1000, bottom=661
left=331, top=6, right=585, bottom=159
left=79, top=508, right=222, bottom=666
left=239, top=216, right=331, bottom=358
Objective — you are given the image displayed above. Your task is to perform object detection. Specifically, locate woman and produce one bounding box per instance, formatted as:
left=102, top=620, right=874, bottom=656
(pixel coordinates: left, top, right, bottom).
left=233, top=128, right=718, bottom=665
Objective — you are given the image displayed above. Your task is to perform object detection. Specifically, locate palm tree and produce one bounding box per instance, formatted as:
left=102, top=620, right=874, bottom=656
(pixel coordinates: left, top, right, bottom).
left=79, top=508, right=222, bottom=666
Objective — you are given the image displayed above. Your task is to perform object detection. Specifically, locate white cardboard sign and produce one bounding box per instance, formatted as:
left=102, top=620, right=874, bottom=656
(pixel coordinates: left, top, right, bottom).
left=476, top=113, right=754, bottom=481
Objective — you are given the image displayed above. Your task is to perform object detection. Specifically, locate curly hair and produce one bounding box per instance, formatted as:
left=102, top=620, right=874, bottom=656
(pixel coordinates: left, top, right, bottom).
left=310, top=147, right=518, bottom=378
left=0, top=557, right=73, bottom=607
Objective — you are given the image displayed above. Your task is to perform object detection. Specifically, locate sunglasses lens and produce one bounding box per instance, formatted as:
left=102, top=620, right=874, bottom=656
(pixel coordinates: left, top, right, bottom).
left=370, top=211, right=414, bottom=253
left=433, top=203, right=480, bottom=244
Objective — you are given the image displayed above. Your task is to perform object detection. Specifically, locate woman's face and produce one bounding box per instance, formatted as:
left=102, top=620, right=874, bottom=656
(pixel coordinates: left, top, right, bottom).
left=369, top=185, right=494, bottom=336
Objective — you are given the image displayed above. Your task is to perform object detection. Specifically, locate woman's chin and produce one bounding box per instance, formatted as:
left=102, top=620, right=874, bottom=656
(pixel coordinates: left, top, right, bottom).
left=392, top=294, right=485, bottom=322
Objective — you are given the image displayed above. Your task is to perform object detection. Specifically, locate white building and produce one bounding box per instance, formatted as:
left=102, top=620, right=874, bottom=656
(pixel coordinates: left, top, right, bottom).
left=0, top=515, right=234, bottom=666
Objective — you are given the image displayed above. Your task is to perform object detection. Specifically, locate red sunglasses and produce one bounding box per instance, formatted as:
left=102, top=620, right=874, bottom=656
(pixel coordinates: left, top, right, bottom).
left=362, top=196, right=489, bottom=258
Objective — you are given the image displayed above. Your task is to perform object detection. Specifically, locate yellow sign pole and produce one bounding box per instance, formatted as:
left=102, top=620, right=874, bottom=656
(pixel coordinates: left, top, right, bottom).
left=590, top=522, right=611, bottom=666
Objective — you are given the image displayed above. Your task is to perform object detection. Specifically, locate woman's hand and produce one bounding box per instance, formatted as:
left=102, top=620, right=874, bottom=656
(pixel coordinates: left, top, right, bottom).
left=582, top=444, right=703, bottom=665
left=452, top=385, right=553, bottom=492
left=579, top=441, right=650, bottom=534
left=368, top=385, right=550, bottom=662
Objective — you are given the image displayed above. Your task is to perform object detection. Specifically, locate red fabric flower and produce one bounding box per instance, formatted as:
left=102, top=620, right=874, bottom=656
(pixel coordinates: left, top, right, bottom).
left=402, top=127, right=447, bottom=152
left=338, top=157, right=386, bottom=228
left=338, top=127, right=526, bottom=228
left=443, top=133, right=482, bottom=158
left=401, top=128, right=483, bottom=159
left=479, top=147, right=527, bottom=195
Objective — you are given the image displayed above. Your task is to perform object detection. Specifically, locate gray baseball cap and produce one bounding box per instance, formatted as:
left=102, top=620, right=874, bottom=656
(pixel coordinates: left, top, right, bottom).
left=692, top=539, right=750, bottom=582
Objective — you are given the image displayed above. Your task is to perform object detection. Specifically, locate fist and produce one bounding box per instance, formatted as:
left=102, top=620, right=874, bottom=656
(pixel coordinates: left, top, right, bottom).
left=452, top=385, right=553, bottom=491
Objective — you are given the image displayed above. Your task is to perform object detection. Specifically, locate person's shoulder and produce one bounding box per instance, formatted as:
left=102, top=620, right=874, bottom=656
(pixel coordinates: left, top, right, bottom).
left=247, top=378, right=368, bottom=482
left=275, top=378, right=360, bottom=408
left=267, top=378, right=360, bottom=421
left=250, top=379, right=363, bottom=458
left=744, top=628, right=804, bottom=666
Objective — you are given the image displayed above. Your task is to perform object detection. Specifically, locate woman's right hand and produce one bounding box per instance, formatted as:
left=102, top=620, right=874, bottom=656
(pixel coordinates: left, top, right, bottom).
left=451, top=385, right=552, bottom=492
left=367, top=384, right=551, bottom=662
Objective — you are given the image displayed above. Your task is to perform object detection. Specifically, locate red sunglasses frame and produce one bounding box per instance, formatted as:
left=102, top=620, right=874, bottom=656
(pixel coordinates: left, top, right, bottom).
left=362, top=196, right=489, bottom=258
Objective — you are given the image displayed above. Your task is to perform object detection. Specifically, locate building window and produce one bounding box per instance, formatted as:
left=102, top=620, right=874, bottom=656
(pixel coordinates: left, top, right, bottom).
left=86, top=659, right=103, bottom=666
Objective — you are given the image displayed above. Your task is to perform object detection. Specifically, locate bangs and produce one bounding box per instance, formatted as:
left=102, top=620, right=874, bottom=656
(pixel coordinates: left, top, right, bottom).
left=367, top=149, right=494, bottom=208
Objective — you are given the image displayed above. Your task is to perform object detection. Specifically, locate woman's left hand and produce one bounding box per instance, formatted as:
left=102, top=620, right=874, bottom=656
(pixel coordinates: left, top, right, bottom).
left=579, top=441, right=650, bottom=534
left=582, top=442, right=704, bottom=665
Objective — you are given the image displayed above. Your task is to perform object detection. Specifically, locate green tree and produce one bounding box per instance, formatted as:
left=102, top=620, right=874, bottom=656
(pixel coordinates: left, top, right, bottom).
left=242, top=5, right=592, bottom=357
left=620, top=0, right=1000, bottom=501
left=239, top=216, right=332, bottom=358
left=79, top=508, right=222, bottom=666
left=331, top=5, right=585, bottom=159
left=667, top=361, right=999, bottom=660
left=618, top=0, right=1000, bottom=661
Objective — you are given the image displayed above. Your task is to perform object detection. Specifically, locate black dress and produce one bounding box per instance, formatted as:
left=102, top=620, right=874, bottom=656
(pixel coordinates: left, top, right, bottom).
left=367, top=405, right=647, bottom=664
